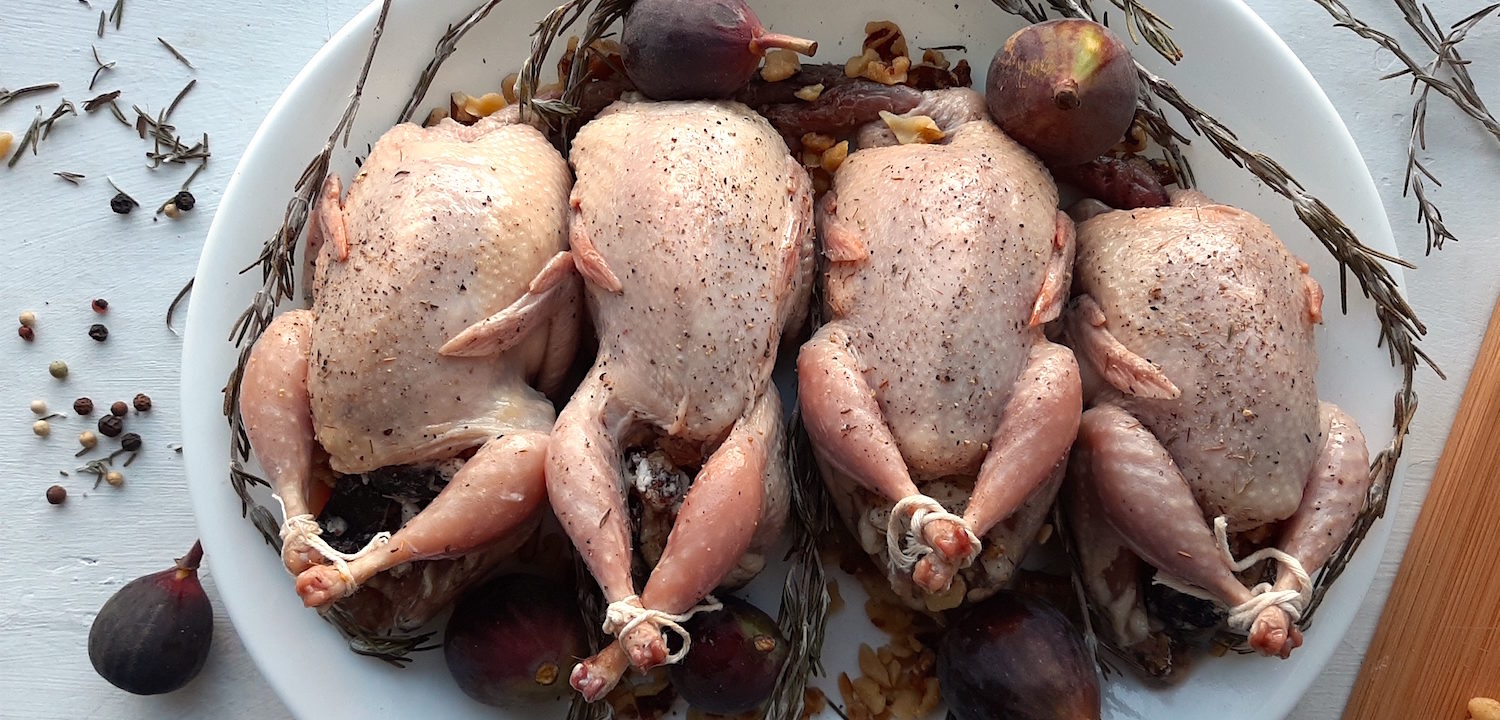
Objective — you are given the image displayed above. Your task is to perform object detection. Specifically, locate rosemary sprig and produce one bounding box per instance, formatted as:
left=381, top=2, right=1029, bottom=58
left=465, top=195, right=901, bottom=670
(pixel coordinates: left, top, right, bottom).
left=567, top=555, right=611, bottom=720
left=762, top=411, right=833, bottom=720
left=516, top=0, right=600, bottom=126
left=395, top=0, right=510, bottom=125
left=0, top=83, right=59, bottom=108
left=8, top=101, right=78, bottom=167
left=1309, top=0, right=1499, bottom=253
left=321, top=603, right=440, bottom=668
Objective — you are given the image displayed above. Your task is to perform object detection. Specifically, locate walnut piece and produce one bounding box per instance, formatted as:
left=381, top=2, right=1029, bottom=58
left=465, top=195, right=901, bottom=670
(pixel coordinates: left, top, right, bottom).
left=879, top=111, right=946, bottom=145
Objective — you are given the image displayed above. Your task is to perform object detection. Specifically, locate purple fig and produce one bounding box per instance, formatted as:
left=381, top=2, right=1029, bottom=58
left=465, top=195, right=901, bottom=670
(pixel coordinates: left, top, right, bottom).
left=938, top=590, right=1100, bottom=720
left=667, top=595, right=788, bottom=715
left=88, top=541, right=214, bottom=695
left=987, top=19, right=1139, bottom=166
left=622, top=0, right=818, bottom=100
left=443, top=573, right=587, bottom=708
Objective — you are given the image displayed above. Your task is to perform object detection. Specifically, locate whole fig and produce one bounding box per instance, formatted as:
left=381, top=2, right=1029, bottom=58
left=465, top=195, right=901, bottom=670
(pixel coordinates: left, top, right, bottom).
left=986, top=19, right=1138, bottom=166
left=88, top=542, right=214, bottom=695
left=938, top=590, right=1100, bottom=720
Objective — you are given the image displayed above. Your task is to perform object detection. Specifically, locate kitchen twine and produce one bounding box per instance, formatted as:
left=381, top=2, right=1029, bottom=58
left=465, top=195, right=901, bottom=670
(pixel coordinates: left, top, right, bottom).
left=274, top=494, right=392, bottom=596
left=1153, top=515, right=1312, bottom=633
left=886, top=494, right=982, bottom=574
left=603, top=594, right=724, bottom=665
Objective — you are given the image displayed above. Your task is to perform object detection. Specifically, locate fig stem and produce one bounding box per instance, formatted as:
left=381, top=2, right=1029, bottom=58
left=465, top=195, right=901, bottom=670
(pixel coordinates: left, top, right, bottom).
left=176, top=540, right=204, bottom=575
left=1053, top=79, right=1082, bottom=110
left=752, top=33, right=818, bottom=58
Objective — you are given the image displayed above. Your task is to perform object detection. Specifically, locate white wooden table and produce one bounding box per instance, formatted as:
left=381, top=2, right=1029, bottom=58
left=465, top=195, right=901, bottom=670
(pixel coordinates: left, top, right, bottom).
left=0, top=1, right=1494, bottom=718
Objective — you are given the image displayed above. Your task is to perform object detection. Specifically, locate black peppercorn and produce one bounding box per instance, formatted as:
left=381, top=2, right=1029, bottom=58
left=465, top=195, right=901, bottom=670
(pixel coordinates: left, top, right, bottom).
left=92, top=298, right=109, bottom=313
left=110, top=192, right=135, bottom=214
left=120, top=432, right=142, bottom=451
left=98, top=414, right=123, bottom=438
left=110, top=401, right=128, bottom=416
left=88, top=323, right=109, bottom=342
left=132, top=393, right=152, bottom=412
left=173, top=190, right=196, bottom=212
left=18, top=325, right=34, bottom=341
left=74, top=397, right=94, bottom=415
left=46, top=485, right=67, bottom=505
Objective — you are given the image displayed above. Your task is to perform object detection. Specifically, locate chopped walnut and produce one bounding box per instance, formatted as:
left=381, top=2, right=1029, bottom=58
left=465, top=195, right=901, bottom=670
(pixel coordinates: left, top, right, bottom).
left=847, top=49, right=911, bottom=85
left=864, top=20, right=909, bottom=60
left=921, top=48, right=950, bottom=70
left=501, top=72, right=520, bottom=104
left=762, top=49, right=802, bottom=83
left=879, top=111, right=946, bottom=145
left=802, top=133, right=837, bottom=154
left=1471, top=698, right=1500, bottom=720
left=423, top=107, right=450, bottom=128
left=795, top=83, right=825, bottom=102
left=822, top=141, right=850, bottom=173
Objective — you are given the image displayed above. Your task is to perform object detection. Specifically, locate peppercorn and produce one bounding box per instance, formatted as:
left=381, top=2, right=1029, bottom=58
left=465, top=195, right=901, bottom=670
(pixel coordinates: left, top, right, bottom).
left=19, top=325, right=34, bottom=341
left=91, top=298, right=108, bottom=313
left=98, top=414, right=123, bottom=438
left=110, top=401, right=128, bottom=417
left=110, top=192, right=135, bottom=214
left=173, top=190, right=196, bottom=212
left=30, top=399, right=47, bottom=414
left=132, top=393, right=152, bottom=412
left=88, top=324, right=109, bottom=342
left=49, top=360, right=68, bottom=379
left=120, top=433, right=142, bottom=452
left=73, top=397, right=94, bottom=415
left=46, top=485, right=67, bottom=504
left=163, top=203, right=181, bottom=219
left=79, top=430, right=98, bottom=450
left=33, top=420, right=51, bottom=437
left=105, top=470, right=124, bottom=487
left=18, top=311, right=36, bottom=328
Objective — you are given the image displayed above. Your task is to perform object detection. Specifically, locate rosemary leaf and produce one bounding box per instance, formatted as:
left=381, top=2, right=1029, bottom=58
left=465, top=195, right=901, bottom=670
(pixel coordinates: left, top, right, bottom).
left=0, top=83, right=60, bottom=108
left=158, top=36, right=195, bottom=69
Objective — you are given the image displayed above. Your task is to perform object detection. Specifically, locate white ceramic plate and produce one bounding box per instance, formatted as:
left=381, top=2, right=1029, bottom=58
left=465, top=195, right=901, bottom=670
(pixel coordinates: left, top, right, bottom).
left=182, top=1, right=1404, bottom=718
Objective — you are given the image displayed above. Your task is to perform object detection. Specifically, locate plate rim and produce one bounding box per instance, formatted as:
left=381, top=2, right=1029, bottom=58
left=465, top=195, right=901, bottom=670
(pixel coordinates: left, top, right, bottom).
left=181, top=1, right=1408, bottom=718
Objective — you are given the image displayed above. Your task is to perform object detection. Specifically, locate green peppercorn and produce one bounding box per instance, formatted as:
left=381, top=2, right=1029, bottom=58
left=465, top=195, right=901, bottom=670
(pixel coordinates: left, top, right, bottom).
left=49, top=360, right=68, bottom=379
left=98, top=414, right=123, bottom=438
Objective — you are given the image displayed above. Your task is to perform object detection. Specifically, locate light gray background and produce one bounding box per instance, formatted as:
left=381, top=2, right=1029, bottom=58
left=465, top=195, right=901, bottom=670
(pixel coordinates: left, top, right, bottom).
left=0, top=1, right=1495, bottom=718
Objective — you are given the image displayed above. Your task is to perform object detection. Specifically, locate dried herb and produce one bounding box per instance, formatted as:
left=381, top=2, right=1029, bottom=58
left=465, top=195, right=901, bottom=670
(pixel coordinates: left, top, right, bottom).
left=90, top=46, right=116, bottom=91
left=396, top=0, right=510, bottom=124
left=0, top=83, right=59, bottom=108
left=6, top=107, right=42, bottom=169
left=83, top=90, right=121, bottom=113
left=98, top=10, right=106, bottom=37
left=55, top=171, right=86, bottom=184
left=167, top=278, right=193, bottom=336
left=1308, top=0, right=1499, bottom=253
left=39, top=100, right=78, bottom=141
left=108, top=0, right=123, bottom=30
left=157, top=37, right=195, bottom=69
